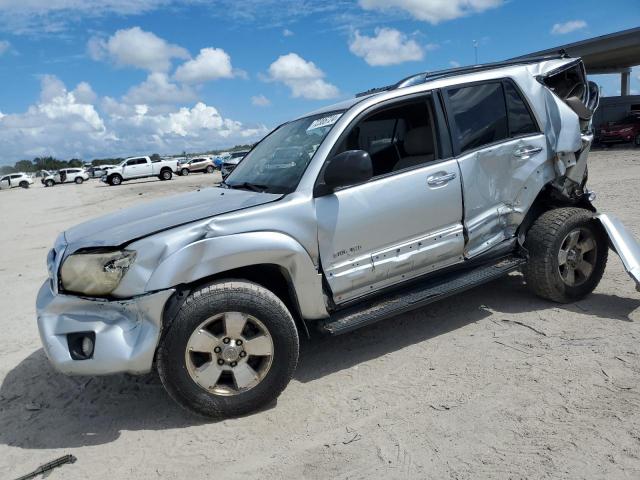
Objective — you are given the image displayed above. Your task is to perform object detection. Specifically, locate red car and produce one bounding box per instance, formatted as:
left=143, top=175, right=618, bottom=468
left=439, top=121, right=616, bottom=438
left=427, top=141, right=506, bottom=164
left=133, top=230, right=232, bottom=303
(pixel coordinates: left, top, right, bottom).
left=598, top=113, right=640, bottom=146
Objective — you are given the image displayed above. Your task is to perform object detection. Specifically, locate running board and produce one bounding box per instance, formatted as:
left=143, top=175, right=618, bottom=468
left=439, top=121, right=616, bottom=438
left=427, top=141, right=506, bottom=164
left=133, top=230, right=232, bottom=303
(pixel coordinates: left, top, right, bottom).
left=320, top=255, right=526, bottom=336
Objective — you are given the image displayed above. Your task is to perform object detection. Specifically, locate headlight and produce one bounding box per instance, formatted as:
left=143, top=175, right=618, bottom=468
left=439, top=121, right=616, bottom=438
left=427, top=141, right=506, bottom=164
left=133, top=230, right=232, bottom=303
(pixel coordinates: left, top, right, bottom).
left=60, top=250, right=136, bottom=296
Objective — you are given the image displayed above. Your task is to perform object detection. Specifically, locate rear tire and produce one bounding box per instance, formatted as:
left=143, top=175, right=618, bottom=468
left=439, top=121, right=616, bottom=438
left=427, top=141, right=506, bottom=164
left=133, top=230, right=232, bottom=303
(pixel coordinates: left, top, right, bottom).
left=109, top=174, right=122, bottom=186
left=19, top=181, right=29, bottom=189
left=181, top=168, right=189, bottom=176
left=157, top=280, right=299, bottom=418
left=160, top=169, right=173, bottom=181
left=635, top=134, right=640, bottom=147
left=524, top=207, right=608, bottom=303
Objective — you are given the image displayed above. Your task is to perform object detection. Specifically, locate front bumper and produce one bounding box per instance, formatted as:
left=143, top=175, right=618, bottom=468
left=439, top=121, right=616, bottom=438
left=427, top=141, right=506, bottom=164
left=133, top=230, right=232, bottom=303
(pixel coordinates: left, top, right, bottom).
left=36, top=280, right=174, bottom=375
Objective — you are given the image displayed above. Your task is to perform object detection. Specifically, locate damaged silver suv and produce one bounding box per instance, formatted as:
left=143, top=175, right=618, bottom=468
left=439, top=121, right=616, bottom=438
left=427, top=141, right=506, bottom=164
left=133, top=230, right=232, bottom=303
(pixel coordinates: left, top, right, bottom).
left=37, top=56, right=640, bottom=418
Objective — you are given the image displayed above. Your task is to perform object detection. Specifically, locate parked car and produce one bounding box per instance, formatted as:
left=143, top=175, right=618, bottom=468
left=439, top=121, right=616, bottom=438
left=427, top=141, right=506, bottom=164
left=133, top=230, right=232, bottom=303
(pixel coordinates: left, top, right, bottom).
left=41, top=168, right=89, bottom=186
left=88, top=165, right=116, bottom=178
left=101, top=156, right=179, bottom=186
left=0, top=172, right=33, bottom=189
left=178, top=157, right=216, bottom=176
left=597, top=113, right=640, bottom=146
left=37, top=56, right=640, bottom=419
left=220, top=150, right=250, bottom=179
left=213, top=152, right=231, bottom=169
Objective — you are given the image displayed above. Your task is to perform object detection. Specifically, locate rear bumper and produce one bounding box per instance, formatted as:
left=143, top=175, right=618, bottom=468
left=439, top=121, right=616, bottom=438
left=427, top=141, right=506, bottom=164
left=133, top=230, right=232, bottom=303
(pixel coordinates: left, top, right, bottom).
left=596, top=213, right=640, bottom=291
left=598, top=134, right=634, bottom=143
left=36, top=280, right=174, bottom=375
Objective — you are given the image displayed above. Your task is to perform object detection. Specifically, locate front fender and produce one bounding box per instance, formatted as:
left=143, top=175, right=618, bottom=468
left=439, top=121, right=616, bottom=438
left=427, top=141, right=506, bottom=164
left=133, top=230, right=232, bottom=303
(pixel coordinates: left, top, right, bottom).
left=145, top=231, right=329, bottom=319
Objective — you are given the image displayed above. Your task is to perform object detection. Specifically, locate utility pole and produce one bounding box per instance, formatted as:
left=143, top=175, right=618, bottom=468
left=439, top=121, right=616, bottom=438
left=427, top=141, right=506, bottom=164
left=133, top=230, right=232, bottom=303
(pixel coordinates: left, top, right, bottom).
left=473, top=40, right=479, bottom=65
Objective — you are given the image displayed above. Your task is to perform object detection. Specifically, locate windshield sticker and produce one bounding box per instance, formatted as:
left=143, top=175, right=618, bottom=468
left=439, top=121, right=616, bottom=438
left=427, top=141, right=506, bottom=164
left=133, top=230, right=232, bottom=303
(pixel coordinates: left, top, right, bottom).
left=307, top=113, right=342, bottom=132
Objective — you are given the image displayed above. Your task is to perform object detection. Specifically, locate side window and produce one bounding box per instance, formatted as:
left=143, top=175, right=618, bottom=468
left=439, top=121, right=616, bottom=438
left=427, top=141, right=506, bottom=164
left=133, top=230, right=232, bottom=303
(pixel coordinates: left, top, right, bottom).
left=127, top=158, right=145, bottom=166
left=446, top=82, right=508, bottom=154
left=504, top=81, right=538, bottom=136
left=334, top=97, right=439, bottom=178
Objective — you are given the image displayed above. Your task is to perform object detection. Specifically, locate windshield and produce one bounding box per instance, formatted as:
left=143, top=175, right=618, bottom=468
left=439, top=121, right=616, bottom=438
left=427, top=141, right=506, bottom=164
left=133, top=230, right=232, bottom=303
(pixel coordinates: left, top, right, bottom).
left=225, top=111, right=344, bottom=194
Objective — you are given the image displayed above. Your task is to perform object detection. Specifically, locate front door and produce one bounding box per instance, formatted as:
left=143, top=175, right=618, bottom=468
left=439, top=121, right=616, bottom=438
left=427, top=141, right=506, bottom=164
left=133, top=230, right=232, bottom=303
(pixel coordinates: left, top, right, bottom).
left=316, top=95, right=464, bottom=304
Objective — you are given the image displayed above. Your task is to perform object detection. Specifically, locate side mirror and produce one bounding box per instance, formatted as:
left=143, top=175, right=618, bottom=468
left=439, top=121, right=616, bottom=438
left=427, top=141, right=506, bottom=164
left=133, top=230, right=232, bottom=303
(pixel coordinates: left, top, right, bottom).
left=317, top=150, right=373, bottom=195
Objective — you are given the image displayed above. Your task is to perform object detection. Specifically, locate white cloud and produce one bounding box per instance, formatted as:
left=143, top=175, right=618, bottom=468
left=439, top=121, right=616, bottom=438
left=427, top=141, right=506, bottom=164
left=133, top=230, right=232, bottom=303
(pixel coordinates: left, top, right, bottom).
left=0, top=75, right=111, bottom=160
left=123, top=72, right=196, bottom=106
left=0, top=75, right=269, bottom=162
left=267, top=53, right=339, bottom=100
left=0, top=40, right=10, bottom=55
left=551, top=20, right=587, bottom=35
left=251, top=94, right=271, bottom=107
left=359, top=0, right=503, bottom=24
left=88, top=27, right=189, bottom=72
left=349, top=28, right=424, bottom=66
left=174, top=47, right=234, bottom=84
left=72, top=81, right=97, bottom=104
left=449, top=60, right=461, bottom=68
left=282, top=28, right=294, bottom=37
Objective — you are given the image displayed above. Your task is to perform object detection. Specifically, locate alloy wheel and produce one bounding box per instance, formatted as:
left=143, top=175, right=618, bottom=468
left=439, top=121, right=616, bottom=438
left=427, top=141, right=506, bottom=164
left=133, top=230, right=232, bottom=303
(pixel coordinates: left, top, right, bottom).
left=557, top=227, right=597, bottom=287
left=185, top=312, right=274, bottom=396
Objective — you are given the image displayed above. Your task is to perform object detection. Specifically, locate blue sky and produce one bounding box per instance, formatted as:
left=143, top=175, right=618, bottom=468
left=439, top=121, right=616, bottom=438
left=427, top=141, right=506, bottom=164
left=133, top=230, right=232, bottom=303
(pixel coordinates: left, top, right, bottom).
left=0, top=0, right=638, bottom=163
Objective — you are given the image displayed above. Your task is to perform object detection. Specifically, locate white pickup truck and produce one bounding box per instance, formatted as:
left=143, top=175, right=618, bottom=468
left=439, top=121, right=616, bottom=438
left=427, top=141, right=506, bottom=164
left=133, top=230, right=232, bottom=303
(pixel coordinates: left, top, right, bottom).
left=101, top=156, right=179, bottom=186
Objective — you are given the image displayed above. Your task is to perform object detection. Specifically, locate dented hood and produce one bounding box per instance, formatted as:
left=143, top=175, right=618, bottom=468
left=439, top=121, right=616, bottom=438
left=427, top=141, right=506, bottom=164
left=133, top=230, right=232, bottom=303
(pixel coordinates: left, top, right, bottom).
left=63, top=187, right=282, bottom=250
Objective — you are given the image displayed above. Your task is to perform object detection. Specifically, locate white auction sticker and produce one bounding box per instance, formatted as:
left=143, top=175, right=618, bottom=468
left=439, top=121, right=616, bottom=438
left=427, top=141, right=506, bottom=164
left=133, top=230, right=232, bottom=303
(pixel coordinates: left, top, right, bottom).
left=307, top=113, right=342, bottom=132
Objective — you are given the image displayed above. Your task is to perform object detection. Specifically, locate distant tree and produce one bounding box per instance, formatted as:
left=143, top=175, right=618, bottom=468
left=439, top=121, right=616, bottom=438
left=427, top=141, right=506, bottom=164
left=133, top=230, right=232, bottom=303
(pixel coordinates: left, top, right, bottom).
left=14, top=160, right=35, bottom=172
left=68, top=158, right=83, bottom=168
left=0, top=165, right=15, bottom=175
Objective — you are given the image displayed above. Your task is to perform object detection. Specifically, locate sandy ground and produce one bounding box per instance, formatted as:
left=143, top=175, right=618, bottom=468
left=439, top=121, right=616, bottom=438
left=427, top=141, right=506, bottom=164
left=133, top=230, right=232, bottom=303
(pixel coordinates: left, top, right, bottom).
left=1, top=151, right=640, bottom=479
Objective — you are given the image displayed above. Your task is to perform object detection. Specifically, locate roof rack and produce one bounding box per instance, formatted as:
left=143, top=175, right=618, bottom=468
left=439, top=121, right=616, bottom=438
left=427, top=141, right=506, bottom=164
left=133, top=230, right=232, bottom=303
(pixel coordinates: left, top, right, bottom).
left=354, top=52, right=570, bottom=98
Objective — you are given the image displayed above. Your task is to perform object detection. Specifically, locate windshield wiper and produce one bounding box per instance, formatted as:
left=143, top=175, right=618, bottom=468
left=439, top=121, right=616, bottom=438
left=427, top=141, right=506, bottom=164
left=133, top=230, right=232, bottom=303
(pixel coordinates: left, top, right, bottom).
left=228, top=182, right=269, bottom=192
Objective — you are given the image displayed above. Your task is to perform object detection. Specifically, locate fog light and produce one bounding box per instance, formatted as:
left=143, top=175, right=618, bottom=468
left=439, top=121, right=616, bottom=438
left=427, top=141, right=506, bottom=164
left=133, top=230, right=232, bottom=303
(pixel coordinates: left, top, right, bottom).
left=67, top=332, right=96, bottom=360
left=81, top=336, right=94, bottom=357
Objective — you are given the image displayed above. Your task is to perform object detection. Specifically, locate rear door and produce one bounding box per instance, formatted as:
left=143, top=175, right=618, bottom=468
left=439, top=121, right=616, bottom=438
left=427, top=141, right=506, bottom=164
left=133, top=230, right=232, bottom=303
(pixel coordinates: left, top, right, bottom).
left=0, top=175, right=10, bottom=189
left=316, top=94, right=464, bottom=304
left=443, top=79, right=547, bottom=258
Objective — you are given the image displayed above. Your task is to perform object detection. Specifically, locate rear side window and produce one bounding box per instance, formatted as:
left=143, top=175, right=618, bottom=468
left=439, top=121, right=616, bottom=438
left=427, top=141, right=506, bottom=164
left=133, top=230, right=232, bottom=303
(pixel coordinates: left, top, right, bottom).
left=446, top=82, right=508, bottom=153
left=504, top=81, right=538, bottom=136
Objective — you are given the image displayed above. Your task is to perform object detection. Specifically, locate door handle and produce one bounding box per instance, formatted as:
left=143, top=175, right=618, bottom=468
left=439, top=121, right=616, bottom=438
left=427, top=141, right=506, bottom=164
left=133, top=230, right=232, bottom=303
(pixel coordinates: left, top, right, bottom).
left=513, top=146, right=543, bottom=159
left=427, top=172, right=456, bottom=187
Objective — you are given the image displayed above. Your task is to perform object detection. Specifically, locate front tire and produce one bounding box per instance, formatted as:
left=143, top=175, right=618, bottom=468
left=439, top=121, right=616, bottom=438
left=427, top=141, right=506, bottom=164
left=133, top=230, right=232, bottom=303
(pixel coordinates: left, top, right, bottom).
left=45, top=179, right=54, bottom=187
left=206, top=165, right=214, bottom=174
left=75, top=177, right=84, bottom=184
left=157, top=280, right=299, bottom=418
left=19, top=181, right=29, bottom=189
left=524, top=207, right=608, bottom=303
left=635, top=134, right=640, bottom=147
left=109, top=174, right=122, bottom=186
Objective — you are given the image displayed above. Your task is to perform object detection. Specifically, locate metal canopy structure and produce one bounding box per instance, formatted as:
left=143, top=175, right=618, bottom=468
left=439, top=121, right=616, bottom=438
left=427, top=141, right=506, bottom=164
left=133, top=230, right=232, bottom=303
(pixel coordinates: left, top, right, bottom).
left=512, top=27, right=640, bottom=96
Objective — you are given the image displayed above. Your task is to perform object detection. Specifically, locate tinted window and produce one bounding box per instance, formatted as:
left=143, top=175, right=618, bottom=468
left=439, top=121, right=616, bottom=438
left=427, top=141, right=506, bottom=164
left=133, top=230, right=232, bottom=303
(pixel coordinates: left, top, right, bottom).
left=504, top=81, right=537, bottom=136
left=447, top=82, right=508, bottom=153
left=335, top=97, right=438, bottom=178
left=10, top=174, right=22, bottom=179
left=127, top=158, right=146, bottom=165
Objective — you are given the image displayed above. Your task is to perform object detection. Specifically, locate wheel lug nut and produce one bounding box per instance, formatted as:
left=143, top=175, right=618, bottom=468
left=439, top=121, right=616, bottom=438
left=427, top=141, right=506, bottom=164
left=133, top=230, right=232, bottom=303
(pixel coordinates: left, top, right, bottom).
left=223, top=337, right=230, bottom=344
left=239, top=351, right=247, bottom=358
left=217, top=359, right=224, bottom=365
left=230, top=361, right=237, bottom=367
left=236, top=339, right=243, bottom=345
left=214, top=346, right=221, bottom=353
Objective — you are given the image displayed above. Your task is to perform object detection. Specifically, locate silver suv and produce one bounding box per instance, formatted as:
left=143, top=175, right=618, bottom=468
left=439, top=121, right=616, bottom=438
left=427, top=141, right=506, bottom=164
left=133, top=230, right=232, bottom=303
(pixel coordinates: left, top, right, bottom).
left=37, top=56, right=640, bottom=418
